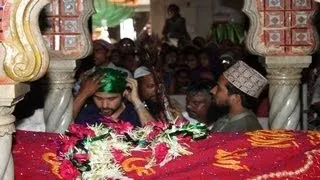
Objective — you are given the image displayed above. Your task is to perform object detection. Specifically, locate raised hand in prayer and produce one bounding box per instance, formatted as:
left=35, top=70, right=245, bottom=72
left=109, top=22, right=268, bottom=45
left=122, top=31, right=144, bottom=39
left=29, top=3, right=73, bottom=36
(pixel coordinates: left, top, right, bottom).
left=78, top=74, right=103, bottom=98
left=124, top=77, right=155, bottom=126
left=72, top=74, right=103, bottom=120
left=124, top=77, right=140, bottom=104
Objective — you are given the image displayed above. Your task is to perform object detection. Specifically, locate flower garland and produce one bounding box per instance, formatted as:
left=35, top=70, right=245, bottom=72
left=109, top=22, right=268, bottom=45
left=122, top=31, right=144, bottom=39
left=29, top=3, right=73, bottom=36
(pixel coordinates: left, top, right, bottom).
left=58, top=117, right=208, bottom=179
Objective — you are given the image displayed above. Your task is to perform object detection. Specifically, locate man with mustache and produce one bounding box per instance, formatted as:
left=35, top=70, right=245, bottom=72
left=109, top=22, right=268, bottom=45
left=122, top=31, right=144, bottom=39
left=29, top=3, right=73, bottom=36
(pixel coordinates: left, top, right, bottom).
left=134, top=66, right=166, bottom=120
left=183, top=80, right=220, bottom=130
left=73, top=68, right=154, bottom=127
left=210, top=61, right=267, bottom=132
left=134, top=66, right=157, bottom=103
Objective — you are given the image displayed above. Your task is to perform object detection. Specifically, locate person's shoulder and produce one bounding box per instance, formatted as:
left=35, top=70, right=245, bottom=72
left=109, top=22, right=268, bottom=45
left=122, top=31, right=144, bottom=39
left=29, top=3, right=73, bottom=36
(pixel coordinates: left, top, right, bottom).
left=75, top=103, right=100, bottom=125
left=246, top=111, right=258, bottom=121
left=119, top=102, right=138, bottom=117
left=124, top=102, right=135, bottom=110
left=119, top=103, right=141, bottom=127
left=175, top=16, right=186, bottom=22
left=239, top=111, right=262, bottom=131
left=228, top=119, right=253, bottom=132
left=83, top=103, right=98, bottom=110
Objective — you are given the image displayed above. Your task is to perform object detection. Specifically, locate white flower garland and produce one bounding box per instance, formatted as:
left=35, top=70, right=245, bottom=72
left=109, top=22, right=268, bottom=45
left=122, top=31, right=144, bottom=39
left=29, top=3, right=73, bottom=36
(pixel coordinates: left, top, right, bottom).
left=59, top=121, right=207, bottom=179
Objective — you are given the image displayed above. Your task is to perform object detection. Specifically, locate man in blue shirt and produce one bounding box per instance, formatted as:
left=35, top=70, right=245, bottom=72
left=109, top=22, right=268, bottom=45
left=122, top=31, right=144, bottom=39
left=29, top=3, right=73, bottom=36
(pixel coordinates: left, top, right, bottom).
left=73, top=68, right=155, bottom=127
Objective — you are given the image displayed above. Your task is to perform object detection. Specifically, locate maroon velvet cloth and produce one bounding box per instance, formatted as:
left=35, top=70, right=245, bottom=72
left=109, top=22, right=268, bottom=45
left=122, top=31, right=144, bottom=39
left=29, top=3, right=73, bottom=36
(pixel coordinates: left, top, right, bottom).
left=13, top=130, right=320, bottom=179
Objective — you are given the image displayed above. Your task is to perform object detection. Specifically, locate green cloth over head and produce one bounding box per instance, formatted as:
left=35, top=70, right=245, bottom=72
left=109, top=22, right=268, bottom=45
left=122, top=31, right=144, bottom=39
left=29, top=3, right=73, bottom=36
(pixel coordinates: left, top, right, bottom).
left=92, top=67, right=128, bottom=93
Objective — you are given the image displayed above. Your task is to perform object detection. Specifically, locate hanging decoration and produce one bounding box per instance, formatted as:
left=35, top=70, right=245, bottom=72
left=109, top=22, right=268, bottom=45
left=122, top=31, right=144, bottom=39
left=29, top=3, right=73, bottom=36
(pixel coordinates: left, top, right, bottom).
left=208, top=22, right=245, bottom=44
left=92, top=0, right=136, bottom=28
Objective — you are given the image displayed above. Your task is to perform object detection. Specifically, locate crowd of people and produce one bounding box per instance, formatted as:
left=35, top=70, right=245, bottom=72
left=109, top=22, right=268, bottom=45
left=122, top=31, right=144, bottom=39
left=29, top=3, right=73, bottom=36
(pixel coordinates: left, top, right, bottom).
left=22, top=3, right=319, bottom=134
left=13, top=4, right=273, bottom=133
left=72, top=22, right=269, bottom=133
left=10, top=3, right=320, bottom=138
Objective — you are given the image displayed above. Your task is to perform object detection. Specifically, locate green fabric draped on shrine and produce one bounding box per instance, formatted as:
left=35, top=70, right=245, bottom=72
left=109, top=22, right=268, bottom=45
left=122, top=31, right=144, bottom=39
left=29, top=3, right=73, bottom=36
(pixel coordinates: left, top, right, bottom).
left=93, top=0, right=135, bottom=28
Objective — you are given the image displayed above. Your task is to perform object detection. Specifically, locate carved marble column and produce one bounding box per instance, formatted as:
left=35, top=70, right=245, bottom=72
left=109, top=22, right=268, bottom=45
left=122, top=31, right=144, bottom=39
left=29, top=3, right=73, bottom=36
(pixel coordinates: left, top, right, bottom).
left=243, top=0, right=318, bottom=130
left=44, top=61, right=75, bottom=133
left=0, top=0, right=50, bottom=178
left=266, top=56, right=311, bottom=129
left=42, top=0, right=94, bottom=133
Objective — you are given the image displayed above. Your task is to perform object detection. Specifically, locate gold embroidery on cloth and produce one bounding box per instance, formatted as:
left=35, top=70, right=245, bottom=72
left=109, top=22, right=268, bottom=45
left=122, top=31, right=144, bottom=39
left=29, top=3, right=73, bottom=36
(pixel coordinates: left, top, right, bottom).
left=122, top=157, right=155, bottom=176
left=246, top=130, right=298, bottom=148
left=307, top=131, right=320, bottom=146
left=42, top=152, right=62, bottom=179
left=213, top=148, right=249, bottom=171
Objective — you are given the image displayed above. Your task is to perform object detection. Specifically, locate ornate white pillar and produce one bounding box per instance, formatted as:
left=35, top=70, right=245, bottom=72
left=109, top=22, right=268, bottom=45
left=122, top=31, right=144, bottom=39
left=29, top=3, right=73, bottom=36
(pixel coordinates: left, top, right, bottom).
left=42, top=0, right=94, bottom=133
left=44, top=61, right=76, bottom=133
left=0, top=84, right=29, bottom=179
left=243, top=0, right=318, bottom=130
left=0, top=0, right=50, bottom=178
left=266, top=56, right=311, bottom=129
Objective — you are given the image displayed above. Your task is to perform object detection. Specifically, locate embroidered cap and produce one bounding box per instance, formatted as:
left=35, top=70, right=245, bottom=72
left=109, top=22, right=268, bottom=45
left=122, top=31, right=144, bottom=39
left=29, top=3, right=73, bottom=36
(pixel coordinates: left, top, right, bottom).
left=223, top=61, right=268, bottom=98
left=134, top=66, right=151, bottom=79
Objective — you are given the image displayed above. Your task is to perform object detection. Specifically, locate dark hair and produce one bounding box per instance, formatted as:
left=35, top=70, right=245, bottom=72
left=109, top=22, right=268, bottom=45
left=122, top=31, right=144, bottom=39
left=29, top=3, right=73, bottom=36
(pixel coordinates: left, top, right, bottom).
left=168, top=4, right=180, bottom=15
left=119, top=38, right=135, bottom=46
left=175, top=66, right=190, bottom=76
left=93, top=39, right=112, bottom=51
left=74, top=54, right=95, bottom=81
left=193, top=36, right=206, bottom=49
left=183, top=45, right=199, bottom=56
left=225, top=82, right=258, bottom=110
left=187, top=80, right=214, bottom=102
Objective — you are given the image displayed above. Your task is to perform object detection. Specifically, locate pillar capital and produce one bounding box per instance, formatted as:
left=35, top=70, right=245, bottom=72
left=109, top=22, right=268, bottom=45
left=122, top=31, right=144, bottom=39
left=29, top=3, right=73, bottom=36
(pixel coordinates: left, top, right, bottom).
left=265, top=56, right=311, bottom=85
left=45, top=60, right=77, bottom=89
left=0, top=83, right=30, bottom=106
left=243, top=0, right=318, bottom=56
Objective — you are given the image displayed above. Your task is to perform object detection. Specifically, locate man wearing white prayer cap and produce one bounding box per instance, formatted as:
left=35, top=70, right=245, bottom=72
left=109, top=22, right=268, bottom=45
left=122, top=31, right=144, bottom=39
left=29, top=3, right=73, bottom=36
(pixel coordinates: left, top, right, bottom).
left=134, top=66, right=164, bottom=119
left=134, top=66, right=157, bottom=102
left=134, top=66, right=152, bottom=79
left=210, top=61, right=268, bottom=132
left=135, top=66, right=185, bottom=121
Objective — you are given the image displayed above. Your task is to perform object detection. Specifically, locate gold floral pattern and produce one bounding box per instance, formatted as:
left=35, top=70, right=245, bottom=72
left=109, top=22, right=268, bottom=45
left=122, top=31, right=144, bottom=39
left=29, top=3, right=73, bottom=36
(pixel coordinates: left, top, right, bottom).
left=122, top=157, right=156, bottom=176
left=246, top=130, right=298, bottom=148
left=42, top=152, right=62, bottom=179
left=213, top=148, right=249, bottom=171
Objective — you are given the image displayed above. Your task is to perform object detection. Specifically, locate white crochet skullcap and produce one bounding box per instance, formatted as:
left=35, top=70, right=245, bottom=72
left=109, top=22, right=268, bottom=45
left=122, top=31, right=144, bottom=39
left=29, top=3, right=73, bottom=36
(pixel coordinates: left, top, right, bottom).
left=223, top=61, right=268, bottom=98
left=134, top=66, right=151, bottom=79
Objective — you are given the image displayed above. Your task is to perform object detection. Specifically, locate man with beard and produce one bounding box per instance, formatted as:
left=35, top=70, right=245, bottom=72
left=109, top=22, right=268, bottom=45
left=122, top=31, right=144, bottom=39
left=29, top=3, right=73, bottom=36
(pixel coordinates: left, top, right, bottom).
left=183, top=81, right=220, bottom=130
left=210, top=61, right=267, bottom=132
left=134, top=66, right=164, bottom=120
left=73, top=68, right=154, bottom=127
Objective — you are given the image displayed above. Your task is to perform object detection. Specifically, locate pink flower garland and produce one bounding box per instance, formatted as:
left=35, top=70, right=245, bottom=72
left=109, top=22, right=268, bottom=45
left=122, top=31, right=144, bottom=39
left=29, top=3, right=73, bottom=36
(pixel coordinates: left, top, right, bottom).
left=155, top=143, right=169, bottom=163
